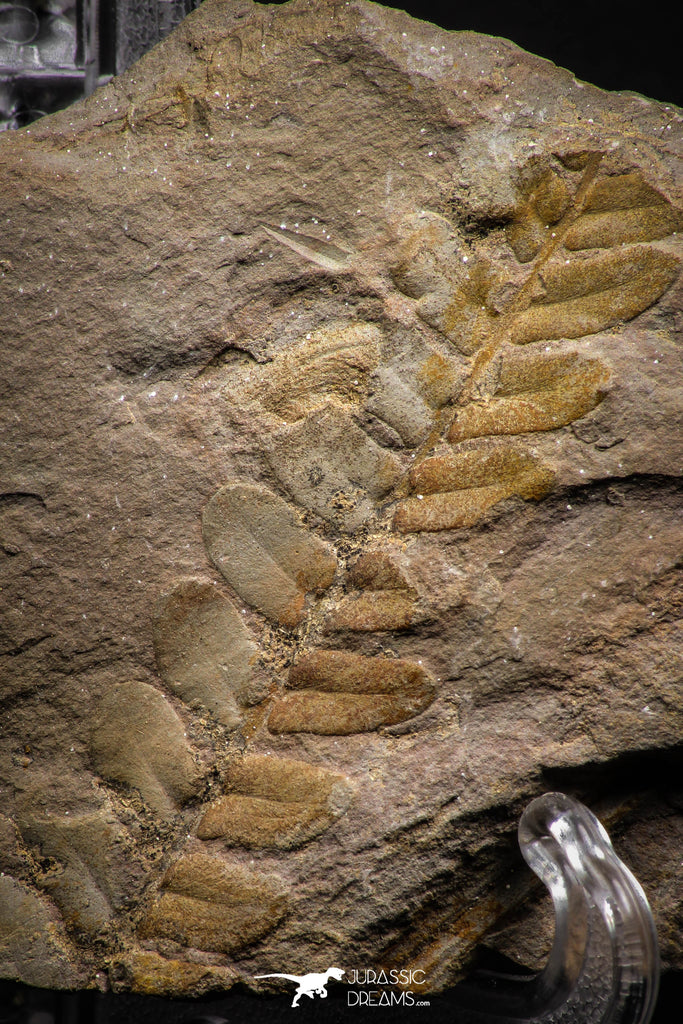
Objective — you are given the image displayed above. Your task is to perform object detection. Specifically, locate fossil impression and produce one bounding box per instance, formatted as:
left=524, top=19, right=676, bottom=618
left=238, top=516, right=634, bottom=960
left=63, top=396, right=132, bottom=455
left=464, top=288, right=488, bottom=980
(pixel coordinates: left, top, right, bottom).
left=0, top=0, right=681, bottom=999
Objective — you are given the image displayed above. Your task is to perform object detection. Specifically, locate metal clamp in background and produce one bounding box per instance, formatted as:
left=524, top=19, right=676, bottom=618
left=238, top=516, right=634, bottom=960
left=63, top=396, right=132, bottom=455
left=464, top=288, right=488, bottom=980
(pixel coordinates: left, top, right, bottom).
left=0, top=0, right=201, bottom=131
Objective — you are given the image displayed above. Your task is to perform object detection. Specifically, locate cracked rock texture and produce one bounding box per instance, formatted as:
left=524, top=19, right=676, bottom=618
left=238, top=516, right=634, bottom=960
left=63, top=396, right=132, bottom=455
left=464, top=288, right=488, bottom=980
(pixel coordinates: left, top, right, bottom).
left=1, top=0, right=681, bottom=998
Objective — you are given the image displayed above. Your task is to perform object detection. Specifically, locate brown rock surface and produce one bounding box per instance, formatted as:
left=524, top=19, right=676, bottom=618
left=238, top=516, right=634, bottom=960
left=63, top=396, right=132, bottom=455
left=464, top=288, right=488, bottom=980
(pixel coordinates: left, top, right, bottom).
left=0, top=0, right=681, bottom=997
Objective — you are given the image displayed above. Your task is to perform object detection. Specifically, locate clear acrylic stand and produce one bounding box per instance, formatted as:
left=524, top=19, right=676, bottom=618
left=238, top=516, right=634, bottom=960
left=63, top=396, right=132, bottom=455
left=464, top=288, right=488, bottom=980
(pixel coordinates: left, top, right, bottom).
left=451, top=793, right=660, bottom=1023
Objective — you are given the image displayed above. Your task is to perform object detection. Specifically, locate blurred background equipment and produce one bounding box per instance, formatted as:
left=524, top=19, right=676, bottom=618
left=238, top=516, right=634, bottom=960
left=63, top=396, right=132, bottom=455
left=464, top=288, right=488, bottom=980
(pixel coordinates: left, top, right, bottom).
left=1, top=1, right=680, bottom=132
left=0, top=0, right=202, bottom=131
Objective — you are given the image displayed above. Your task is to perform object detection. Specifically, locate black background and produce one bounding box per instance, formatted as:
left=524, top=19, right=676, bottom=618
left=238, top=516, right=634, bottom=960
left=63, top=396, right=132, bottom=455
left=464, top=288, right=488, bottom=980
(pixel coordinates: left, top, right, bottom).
left=374, top=0, right=682, bottom=107
left=2, top=968, right=681, bottom=1022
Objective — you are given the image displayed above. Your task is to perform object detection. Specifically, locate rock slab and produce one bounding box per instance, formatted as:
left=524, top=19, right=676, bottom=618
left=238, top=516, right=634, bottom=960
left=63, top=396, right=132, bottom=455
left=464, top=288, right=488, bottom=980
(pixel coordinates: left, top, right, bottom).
left=0, top=0, right=681, bottom=997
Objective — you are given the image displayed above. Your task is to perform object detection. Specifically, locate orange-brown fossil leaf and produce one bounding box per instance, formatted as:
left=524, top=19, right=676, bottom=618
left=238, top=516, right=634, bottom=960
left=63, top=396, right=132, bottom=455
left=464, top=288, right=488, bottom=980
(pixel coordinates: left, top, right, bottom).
left=325, top=590, right=417, bottom=632
left=138, top=853, right=288, bottom=955
left=196, top=754, right=353, bottom=849
left=565, top=172, right=683, bottom=250
left=449, top=351, right=610, bottom=442
left=393, top=446, right=554, bottom=533
left=510, top=247, right=680, bottom=345
left=325, top=551, right=419, bottom=632
left=267, top=650, right=435, bottom=734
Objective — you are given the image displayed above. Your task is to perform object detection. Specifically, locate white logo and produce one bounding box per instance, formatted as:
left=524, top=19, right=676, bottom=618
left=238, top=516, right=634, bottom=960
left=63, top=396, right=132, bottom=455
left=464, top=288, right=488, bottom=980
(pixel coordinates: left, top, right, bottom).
left=255, top=967, right=345, bottom=1008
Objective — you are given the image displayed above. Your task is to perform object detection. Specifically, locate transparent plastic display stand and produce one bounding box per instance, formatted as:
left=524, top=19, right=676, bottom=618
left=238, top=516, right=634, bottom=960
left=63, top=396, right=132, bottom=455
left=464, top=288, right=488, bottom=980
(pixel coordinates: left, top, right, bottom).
left=0, top=1, right=200, bottom=130
left=450, top=793, right=660, bottom=1023
left=179, top=793, right=660, bottom=1024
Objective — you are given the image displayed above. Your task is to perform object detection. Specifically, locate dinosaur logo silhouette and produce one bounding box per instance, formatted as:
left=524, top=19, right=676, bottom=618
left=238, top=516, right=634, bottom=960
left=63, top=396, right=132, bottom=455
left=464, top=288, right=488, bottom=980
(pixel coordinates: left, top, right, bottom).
left=255, top=967, right=345, bottom=1007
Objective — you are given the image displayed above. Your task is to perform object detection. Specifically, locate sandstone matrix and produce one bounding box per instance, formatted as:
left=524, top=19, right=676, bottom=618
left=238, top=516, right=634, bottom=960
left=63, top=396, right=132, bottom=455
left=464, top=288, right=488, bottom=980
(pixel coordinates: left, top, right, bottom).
left=0, top=0, right=681, bottom=999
